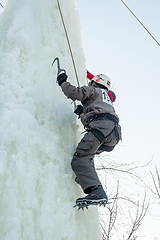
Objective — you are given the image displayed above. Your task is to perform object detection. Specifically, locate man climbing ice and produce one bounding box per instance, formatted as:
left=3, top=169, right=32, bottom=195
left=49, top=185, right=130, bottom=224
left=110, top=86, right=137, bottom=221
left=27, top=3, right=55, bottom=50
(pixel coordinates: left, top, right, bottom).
left=57, top=70, right=121, bottom=208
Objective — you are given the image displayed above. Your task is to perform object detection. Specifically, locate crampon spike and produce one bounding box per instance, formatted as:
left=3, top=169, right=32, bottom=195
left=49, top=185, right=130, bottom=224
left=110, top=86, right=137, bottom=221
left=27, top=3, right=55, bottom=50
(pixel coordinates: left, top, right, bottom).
left=73, top=199, right=111, bottom=211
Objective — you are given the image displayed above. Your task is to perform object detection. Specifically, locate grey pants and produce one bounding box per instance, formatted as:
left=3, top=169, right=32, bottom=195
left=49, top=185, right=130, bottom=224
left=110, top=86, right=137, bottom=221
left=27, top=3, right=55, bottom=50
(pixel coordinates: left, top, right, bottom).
left=71, top=119, right=118, bottom=193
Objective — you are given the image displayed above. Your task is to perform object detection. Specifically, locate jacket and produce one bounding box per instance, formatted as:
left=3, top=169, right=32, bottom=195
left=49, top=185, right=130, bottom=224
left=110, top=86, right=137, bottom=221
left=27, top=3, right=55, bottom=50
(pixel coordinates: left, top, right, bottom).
left=61, top=81, right=119, bottom=126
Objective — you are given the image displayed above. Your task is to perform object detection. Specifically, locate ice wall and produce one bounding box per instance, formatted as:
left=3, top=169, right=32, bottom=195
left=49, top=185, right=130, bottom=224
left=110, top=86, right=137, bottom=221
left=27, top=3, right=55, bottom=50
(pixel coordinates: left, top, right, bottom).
left=0, top=0, right=101, bottom=239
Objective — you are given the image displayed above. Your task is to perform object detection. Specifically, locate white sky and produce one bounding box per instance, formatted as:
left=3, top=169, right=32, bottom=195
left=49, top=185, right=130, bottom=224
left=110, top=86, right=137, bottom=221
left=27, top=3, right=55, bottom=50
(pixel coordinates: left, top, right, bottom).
left=76, top=0, right=160, bottom=170
left=76, top=0, right=160, bottom=166
left=77, top=0, right=160, bottom=239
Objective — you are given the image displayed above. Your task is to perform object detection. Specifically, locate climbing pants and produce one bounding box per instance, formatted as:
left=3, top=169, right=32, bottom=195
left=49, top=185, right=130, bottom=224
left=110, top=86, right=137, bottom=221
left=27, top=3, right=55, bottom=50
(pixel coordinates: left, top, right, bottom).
left=71, top=119, right=121, bottom=193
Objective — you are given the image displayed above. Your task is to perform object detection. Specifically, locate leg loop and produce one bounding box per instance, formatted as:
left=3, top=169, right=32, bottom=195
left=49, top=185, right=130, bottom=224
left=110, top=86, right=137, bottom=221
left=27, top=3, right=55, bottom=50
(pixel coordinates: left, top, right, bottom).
left=90, top=129, right=105, bottom=144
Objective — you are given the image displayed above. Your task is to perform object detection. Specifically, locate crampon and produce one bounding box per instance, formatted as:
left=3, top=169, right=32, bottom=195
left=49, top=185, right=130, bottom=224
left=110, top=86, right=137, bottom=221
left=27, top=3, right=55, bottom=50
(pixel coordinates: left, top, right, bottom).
left=73, top=199, right=110, bottom=211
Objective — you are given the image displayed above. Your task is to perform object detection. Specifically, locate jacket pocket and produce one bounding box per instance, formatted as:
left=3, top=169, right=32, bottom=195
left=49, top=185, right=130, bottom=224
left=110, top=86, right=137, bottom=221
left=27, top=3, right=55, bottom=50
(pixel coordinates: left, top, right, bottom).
left=78, top=139, right=93, bottom=150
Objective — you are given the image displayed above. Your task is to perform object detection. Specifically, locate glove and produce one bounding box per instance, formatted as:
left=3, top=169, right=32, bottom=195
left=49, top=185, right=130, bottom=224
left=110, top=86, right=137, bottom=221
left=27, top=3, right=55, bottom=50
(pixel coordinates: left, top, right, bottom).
left=74, top=105, right=83, bottom=118
left=57, top=73, right=68, bottom=86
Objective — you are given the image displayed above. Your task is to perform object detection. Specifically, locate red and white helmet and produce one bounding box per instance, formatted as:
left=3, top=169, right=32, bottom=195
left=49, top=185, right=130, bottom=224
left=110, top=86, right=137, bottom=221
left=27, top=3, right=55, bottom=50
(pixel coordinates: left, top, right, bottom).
left=92, top=74, right=111, bottom=89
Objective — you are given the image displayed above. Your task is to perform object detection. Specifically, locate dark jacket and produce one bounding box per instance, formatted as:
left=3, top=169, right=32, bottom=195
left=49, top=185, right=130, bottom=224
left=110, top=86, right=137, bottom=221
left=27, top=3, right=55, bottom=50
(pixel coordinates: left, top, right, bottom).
left=61, top=81, right=119, bottom=126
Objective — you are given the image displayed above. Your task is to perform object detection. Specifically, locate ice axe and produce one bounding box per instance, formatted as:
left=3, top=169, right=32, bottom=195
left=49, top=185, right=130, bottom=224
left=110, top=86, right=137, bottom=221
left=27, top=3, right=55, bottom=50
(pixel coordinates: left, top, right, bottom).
left=51, top=57, right=66, bottom=81
left=51, top=57, right=77, bottom=110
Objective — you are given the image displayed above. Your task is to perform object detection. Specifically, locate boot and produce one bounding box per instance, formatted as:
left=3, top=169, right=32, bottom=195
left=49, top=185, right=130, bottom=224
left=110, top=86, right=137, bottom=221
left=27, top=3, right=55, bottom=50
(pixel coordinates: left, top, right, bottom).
left=76, top=185, right=108, bottom=204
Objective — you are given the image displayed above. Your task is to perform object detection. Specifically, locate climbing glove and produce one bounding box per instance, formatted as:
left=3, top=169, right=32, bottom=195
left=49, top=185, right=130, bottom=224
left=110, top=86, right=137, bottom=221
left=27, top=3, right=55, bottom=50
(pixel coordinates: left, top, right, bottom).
left=57, top=73, right=68, bottom=86
left=74, top=105, right=83, bottom=118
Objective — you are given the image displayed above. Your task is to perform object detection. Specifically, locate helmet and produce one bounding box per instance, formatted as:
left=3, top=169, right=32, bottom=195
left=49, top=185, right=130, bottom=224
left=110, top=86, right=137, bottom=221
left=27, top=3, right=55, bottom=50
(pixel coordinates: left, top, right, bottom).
left=92, top=74, right=111, bottom=90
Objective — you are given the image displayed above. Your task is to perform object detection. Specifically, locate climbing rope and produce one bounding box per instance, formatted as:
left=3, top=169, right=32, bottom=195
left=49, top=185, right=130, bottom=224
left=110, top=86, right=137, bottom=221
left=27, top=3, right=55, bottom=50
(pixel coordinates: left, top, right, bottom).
left=56, top=0, right=80, bottom=87
left=120, top=0, right=160, bottom=47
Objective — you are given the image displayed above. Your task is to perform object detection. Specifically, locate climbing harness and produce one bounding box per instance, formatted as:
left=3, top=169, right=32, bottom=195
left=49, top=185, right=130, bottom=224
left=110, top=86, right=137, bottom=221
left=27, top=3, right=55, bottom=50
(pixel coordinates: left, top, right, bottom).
left=56, top=0, right=80, bottom=87
left=120, top=0, right=160, bottom=47
left=51, top=57, right=66, bottom=78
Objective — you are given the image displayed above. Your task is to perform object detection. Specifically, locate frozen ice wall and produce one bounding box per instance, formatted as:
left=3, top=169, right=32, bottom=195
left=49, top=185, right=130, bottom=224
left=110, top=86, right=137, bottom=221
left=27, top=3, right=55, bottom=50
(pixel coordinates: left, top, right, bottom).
left=0, top=0, right=101, bottom=239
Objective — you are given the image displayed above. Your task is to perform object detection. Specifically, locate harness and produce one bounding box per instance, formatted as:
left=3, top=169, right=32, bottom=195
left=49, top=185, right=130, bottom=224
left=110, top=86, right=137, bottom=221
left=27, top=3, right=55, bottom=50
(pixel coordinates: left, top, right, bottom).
left=88, top=113, right=120, bottom=147
left=89, top=112, right=119, bottom=125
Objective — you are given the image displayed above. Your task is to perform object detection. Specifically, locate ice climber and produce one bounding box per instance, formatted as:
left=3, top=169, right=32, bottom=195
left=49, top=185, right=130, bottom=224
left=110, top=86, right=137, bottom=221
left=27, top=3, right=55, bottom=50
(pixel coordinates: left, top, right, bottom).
left=57, top=70, right=121, bottom=206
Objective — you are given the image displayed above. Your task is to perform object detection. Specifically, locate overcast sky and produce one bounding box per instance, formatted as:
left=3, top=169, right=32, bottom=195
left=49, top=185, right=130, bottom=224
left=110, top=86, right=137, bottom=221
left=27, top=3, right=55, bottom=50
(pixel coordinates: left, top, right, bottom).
left=76, top=0, right=160, bottom=169
left=77, top=0, right=160, bottom=239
